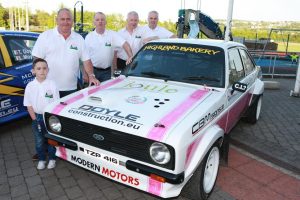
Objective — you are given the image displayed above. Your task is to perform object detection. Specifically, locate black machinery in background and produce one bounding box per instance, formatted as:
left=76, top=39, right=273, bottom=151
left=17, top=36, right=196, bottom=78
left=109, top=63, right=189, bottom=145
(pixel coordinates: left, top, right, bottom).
left=74, top=1, right=88, bottom=38
left=177, top=9, right=225, bottom=40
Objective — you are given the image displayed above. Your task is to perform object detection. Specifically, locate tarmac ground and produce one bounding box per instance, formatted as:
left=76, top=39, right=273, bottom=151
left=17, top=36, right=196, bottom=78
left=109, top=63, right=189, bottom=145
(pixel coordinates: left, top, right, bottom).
left=0, top=78, right=299, bottom=200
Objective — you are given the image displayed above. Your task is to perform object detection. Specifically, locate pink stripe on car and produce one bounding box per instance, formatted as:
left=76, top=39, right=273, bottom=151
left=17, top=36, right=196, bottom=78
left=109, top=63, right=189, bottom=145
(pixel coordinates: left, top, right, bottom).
left=58, top=146, right=67, bottom=160
left=147, top=89, right=209, bottom=141
left=148, top=178, right=163, bottom=196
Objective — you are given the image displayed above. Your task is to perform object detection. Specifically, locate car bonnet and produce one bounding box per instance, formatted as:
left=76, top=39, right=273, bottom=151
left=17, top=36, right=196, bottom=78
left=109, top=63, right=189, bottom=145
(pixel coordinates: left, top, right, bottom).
left=45, top=76, right=212, bottom=141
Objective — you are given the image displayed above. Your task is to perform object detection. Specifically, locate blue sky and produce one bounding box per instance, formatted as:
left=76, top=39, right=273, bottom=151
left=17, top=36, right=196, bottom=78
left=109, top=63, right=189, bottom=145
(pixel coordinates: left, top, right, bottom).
left=2, top=0, right=300, bottom=22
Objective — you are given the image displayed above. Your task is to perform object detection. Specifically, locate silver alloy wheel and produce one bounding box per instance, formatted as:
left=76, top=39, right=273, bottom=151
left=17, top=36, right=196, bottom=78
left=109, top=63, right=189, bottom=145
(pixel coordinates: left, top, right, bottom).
left=203, top=146, right=220, bottom=193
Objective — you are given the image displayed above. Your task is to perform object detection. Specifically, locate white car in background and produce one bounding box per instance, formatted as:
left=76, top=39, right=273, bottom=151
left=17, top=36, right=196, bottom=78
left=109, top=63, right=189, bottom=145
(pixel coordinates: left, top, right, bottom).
left=44, top=39, right=264, bottom=200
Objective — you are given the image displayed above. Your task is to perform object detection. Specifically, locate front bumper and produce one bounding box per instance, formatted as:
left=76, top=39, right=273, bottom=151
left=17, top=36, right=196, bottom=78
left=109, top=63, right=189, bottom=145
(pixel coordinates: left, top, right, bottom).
left=45, top=133, right=185, bottom=198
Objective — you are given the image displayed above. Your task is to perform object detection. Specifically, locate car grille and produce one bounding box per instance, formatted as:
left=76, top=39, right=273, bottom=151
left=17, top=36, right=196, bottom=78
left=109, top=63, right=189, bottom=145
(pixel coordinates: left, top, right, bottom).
left=45, top=113, right=175, bottom=170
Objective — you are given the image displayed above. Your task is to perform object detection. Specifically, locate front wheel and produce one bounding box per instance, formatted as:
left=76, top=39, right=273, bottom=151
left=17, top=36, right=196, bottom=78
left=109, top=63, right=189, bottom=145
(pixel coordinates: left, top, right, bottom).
left=182, top=144, right=220, bottom=200
left=244, top=95, right=262, bottom=124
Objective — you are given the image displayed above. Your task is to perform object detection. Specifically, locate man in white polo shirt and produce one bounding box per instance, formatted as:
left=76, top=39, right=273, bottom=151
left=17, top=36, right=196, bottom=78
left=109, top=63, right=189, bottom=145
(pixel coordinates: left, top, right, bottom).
left=32, top=8, right=99, bottom=98
left=143, top=10, right=177, bottom=43
left=115, top=11, right=153, bottom=70
left=85, top=12, right=133, bottom=81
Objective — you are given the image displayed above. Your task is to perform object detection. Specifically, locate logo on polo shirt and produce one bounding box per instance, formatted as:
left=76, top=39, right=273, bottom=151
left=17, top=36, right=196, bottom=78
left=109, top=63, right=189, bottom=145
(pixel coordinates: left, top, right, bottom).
left=45, top=90, right=53, bottom=98
left=105, top=42, right=111, bottom=47
left=70, top=45, right=78, bottom=50
left=135, top=35, right=141, bottom=39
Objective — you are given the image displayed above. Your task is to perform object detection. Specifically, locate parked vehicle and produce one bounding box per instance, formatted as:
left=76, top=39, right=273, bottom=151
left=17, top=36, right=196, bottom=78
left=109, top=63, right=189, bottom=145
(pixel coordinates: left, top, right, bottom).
left=0, top=31, right=39, bottom=124
left=44, top=39, right=264, bottom=199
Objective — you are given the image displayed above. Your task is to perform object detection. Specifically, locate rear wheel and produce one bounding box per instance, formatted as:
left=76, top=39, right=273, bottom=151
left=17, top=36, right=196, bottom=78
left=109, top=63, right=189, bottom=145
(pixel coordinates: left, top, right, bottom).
left=244, top=95, right=262, bottom=124
left=182, top=143, right=220, bottom=200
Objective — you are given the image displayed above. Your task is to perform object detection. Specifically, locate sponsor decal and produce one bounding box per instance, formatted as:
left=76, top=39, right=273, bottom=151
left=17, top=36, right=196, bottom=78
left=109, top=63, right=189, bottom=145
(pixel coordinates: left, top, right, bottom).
left=21, top=72, right=34, bottom=84
left=192, top=104, right=224, bottom=135
left=122, top=81, right=177, bottom=93
left=233, top=82, right=247, bottom=93
left=0, top=98, right=19, bottom=117
left=102, top=167, right=140, bottom=186
left=126, top=96, right=147, bottom=104
left=72, top=154, right=140, bottom=186
left=68, top=105, right=142, bottom=130
left=71, top=155, right=101, bottom=172
left=12, top=48, right=32, bottom=61
left=153, top=98, right=169, bottom=108
left=52, top=77, right=124, bottom=115
left=77, top=105, right=140, bottom=122
left=21, top=72, right=33, bottom=79
left=143, top=44, right=220, bottom=55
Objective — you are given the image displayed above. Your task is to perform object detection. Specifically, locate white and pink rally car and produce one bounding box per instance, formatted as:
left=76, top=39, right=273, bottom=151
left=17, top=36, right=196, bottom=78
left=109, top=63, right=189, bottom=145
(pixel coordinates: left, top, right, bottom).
left=44, top=39, right=264, bottom=200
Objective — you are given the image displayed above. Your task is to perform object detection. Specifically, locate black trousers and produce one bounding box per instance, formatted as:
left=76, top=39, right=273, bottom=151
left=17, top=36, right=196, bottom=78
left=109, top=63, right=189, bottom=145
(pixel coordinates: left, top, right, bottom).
left=59, top=89, right=77, bottom=98
left=117, top=58, right=126, bottom=70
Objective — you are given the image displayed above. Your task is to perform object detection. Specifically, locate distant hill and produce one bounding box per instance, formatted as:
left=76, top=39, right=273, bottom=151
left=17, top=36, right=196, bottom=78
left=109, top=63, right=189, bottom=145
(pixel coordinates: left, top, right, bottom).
left=214, top=20, right=300, bottom=42
left=216, top=19, right=300, bottom=30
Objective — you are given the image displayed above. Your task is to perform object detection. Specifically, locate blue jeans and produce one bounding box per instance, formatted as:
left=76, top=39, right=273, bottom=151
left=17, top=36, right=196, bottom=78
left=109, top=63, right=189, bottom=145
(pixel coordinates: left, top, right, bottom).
left=32, top=114, right=56, bottom=161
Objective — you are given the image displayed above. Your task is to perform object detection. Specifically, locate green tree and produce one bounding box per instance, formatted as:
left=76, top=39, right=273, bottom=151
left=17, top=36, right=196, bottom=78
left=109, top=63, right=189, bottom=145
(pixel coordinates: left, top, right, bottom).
left=0, top=3, right=9, bottom=28
left=106, top=14, right=126, bottom=31
left=35, top=10, right=51, bottom=27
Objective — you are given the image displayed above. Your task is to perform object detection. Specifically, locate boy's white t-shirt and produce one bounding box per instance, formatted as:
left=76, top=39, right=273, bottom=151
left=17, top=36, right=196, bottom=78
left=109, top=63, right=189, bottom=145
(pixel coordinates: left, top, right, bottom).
left=23, top=78, right=60, bottom=114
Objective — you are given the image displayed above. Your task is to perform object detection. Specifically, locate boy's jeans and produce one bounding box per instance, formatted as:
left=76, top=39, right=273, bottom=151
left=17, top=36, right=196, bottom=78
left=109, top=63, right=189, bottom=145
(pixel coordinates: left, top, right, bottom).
left=32, top=114, right=56, bottom=161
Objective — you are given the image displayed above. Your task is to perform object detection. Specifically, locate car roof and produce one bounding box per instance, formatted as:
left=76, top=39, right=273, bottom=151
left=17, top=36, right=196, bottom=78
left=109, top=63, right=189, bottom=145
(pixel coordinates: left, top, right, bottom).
left=150, top=38, right=246, bottom=49
left=0, top=30, right=39, bottom=38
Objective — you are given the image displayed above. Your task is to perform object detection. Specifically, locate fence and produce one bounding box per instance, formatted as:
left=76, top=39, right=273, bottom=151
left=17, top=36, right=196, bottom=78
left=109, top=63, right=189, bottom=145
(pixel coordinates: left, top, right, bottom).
left=251, top=52, right=298, bottom=78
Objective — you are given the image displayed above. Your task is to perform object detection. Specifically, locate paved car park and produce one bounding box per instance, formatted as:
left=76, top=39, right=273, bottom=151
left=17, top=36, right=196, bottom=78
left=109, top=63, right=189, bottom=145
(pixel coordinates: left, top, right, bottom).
left=0, top=78, right=299, bottom=200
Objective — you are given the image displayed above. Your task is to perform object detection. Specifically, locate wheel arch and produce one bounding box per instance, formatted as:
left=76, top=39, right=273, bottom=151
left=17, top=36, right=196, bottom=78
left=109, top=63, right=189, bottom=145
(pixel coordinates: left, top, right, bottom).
left=184, top=125, right=224, bottom=181
left=248, top=79, right=264, bottom=107
left=252, top=79, right=264, bottom=95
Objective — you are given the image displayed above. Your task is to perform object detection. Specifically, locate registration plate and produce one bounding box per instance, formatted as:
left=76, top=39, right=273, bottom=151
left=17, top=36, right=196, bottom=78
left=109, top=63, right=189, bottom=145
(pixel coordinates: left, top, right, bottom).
left=80, top=147, right=119, bottom=165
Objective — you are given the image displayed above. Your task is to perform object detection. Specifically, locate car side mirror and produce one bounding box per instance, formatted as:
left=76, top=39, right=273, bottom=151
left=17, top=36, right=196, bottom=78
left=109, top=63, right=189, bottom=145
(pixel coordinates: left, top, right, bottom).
left=232, top=82, right=247, bottom=93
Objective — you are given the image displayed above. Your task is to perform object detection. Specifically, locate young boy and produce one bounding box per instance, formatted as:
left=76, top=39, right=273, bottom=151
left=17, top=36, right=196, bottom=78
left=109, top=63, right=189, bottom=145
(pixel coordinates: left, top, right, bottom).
left=24, top=58, right=59, bottom=170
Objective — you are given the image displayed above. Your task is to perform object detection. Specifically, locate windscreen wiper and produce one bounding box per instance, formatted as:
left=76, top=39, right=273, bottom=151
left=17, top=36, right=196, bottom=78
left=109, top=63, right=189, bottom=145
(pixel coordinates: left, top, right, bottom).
left=183, top=76, right=220, bottom=82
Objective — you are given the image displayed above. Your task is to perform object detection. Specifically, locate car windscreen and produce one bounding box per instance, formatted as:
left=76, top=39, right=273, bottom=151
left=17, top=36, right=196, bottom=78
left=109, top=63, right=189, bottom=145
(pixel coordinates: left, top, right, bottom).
left=126, top=43, right=225, bottom=88
left=3, top=35, right=37, bottom=66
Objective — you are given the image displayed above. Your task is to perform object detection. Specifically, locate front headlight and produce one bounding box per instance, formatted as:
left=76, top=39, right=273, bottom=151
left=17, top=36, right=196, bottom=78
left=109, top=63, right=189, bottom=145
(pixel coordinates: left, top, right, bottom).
left=48, top=115, right=62, bottom=133
left=149, top=142, right=171, bottom=164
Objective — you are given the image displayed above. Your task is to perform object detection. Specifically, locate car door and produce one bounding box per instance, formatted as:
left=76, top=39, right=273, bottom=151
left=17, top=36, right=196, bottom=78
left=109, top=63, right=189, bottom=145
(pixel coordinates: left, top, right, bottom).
left=225, top=47, right=253, bottom=132
left=0, top=34, right=37, bottom=124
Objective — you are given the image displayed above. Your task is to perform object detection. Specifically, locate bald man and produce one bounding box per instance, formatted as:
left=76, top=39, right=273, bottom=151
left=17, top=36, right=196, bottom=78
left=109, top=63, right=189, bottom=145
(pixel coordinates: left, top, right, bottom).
left=143, top=10, right=177, bottom=43
left=85, top=12, right=133, bottom=81
left=115, top=11, right=154, bottom=70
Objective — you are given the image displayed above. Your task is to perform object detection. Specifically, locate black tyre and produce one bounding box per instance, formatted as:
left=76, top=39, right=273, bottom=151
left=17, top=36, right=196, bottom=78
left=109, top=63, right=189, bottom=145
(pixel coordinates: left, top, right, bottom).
left=244, top=95, right=262, bottom=124
left=182, top=143, right=220, bottom=200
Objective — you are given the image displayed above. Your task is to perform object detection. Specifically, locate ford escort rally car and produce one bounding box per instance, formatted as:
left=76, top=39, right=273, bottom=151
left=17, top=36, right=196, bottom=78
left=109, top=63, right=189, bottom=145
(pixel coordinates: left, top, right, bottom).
left=44, top=39, right=264, bottom=199
left=0, top=31, right=39, bottom=124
